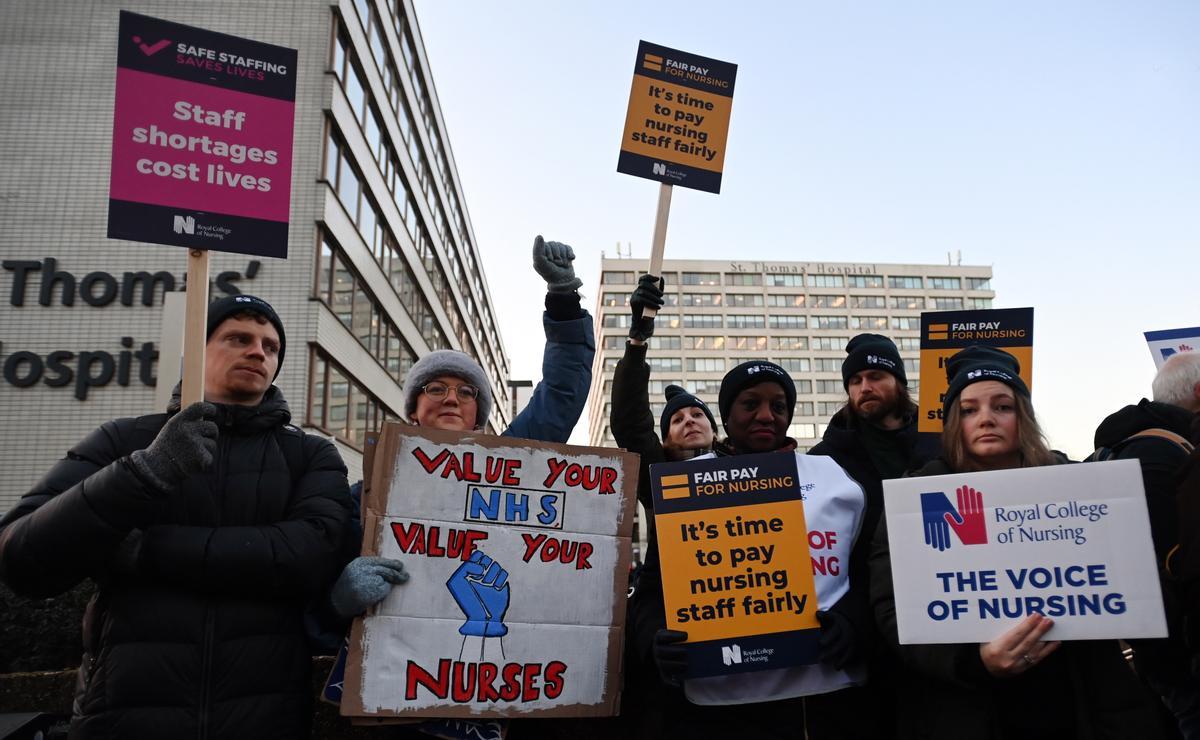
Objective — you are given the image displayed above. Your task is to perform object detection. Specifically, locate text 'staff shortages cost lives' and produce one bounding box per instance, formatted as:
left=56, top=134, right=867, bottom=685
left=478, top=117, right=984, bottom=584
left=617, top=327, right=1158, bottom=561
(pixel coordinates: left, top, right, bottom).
left=917, top=307, right=1034, bottom=435
left=651, top=452, right=819, bottom=678
left=617, top=41, right=737, bottom=194
left=108, top=11, right=297, bottom=258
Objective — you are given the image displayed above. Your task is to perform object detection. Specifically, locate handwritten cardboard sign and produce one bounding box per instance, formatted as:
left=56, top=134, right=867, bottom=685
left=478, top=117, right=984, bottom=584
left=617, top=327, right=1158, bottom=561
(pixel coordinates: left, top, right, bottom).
left=617, top=40, right=737, bottom=194
left=108, top=11, right=297, bottom=257
left=340, top=423, right=638, bottom=719
left=917, top=307, right=1034, bottom=434
left=883, top=460, right=1167, bottom=644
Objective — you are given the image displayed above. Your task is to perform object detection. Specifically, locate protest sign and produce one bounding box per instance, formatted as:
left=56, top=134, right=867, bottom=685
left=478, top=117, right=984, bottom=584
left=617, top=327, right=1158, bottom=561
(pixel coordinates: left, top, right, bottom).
left=617, top=40, right=737, bottom=195
left=108, top=11, right=297, bottom=258
left=918, top=307, right=1034, bottom=434
left=651, top=452, right=826, bottom=678
left=340, top=423, right=638, bottom=719
left=882, top=460, right=1167, bottom=644
left=1145, top=326, right=1200, bottom=370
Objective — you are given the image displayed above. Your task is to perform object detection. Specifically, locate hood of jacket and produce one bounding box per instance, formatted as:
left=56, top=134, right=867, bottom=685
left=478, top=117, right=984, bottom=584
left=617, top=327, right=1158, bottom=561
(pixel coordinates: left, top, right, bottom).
left=168, top=383, right=291, bottom=433
left=1094, top=398, right=1194, bottom=449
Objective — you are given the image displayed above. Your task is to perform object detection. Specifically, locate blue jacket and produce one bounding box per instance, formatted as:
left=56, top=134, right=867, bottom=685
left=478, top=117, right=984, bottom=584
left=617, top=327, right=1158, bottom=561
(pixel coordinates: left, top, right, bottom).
left=502, top=309, right=594, bottom=443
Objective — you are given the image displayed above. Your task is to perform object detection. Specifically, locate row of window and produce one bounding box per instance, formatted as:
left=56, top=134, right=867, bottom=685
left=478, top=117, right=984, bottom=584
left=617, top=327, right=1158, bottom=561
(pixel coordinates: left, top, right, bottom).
left=601, top=271, right=992, bottom=291
left=310, top=351, right=400, bottom=447
left=603, top=335, right=924, bottom=354
left=602, top=356, right=919, bottom=378
left=602, top=292, right=990, bottom=311
left=602, top=314, right=932, bottom=331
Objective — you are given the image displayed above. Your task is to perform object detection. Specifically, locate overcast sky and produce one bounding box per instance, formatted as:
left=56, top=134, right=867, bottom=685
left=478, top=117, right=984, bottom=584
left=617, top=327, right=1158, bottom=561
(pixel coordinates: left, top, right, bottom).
left=412, top=1, right=1199, bottom=457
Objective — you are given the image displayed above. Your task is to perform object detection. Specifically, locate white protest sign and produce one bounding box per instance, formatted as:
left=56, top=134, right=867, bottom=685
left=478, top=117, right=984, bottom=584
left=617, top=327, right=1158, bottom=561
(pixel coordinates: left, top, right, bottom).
left=1144, top=327, right=1200, bottom=370
left=883, top=460, right=1167, bottom=644
left=341, top=424, right=638, bottom=719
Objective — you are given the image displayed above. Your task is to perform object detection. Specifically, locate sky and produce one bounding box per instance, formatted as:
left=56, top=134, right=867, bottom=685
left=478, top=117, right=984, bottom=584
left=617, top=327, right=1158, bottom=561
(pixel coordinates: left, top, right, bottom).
left=411, top=1, right=1199, bottom=458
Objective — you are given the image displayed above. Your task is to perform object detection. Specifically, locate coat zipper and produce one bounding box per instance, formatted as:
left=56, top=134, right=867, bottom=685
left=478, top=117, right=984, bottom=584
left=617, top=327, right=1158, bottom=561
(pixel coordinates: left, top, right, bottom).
left=199, top=432, right=231, bottom=740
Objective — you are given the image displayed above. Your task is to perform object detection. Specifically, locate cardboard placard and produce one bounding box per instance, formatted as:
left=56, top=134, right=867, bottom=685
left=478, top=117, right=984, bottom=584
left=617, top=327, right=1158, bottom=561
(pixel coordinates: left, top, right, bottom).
left=917, top=308, right=1034, bottom=434
left=108, top=11, right=297, bottom=257
left=617, top=40, right=737, bottom=194
left=651, top=452, right=822, bottom=678
left=340, top=423, right=638, bottom=719
left=1144, top=327, right=1200, bottom=370
left=882, top=460, right=1167, bottom=644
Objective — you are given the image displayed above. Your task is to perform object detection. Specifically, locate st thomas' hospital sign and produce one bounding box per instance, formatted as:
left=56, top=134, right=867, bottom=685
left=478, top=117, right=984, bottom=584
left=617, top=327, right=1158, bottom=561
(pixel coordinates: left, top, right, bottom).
left=727, top=262, right=880, bottom=275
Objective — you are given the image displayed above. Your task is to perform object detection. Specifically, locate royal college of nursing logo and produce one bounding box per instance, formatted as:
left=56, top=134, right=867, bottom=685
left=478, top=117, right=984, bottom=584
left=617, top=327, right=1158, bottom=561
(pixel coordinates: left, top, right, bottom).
left=919, top=486, right=988, bottom=552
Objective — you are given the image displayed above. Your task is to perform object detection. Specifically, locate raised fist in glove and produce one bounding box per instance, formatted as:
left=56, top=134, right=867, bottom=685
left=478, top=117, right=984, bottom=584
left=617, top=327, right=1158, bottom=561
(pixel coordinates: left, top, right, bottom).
left=629, top=273, right=664, bottom=342
left=129, top=401, right=218, bottom=492
left=331, top=556, right=410, bottom=618
left=817, top=608, right=856, bottom=670
left=653, top=628, right=690, bottom=686
left=532, top=235, right=582, bottom=294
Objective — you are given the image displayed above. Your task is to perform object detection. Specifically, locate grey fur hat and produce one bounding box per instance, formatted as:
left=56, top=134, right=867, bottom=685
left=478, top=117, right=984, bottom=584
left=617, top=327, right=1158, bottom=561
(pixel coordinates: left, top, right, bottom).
left=402, top=350, right=493, bottom=429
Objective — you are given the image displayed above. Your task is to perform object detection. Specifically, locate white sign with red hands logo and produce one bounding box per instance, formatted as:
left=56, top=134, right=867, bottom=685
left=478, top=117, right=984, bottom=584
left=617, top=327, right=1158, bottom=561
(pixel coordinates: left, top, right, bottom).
left=883, top=460, right=1167, bottom=644
left=1145, top=326, right=1200, bottom=370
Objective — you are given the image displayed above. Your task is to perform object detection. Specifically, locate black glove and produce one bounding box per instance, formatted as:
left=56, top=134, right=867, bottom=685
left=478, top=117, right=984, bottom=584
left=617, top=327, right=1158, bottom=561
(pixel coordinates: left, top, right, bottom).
left=129, top=401, right=218, bottom=492
left=653, top=628, right=689, bottom=686
left=629, top=273, right=664, bottom=342
left=817, top=608, right=856, bottom=670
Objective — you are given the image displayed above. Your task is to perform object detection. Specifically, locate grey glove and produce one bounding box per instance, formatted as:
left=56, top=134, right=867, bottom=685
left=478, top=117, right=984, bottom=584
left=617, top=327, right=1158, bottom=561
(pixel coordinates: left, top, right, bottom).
left=532, top=235, right=582, bottom=294
left=331, top=556, right=410, bottom=618
left=129, top=401, right=218, bottom=492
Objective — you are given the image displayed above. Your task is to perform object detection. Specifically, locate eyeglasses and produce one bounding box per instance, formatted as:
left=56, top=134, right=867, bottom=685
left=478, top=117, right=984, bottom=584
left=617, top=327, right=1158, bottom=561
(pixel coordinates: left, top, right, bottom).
left=421, top=381, right=480, bottom=402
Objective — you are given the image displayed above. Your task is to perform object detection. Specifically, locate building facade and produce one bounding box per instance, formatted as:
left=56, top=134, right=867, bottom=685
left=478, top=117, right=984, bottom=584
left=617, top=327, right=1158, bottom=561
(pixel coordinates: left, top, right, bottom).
left=0, top=0, right=510, bottom=511
left=588, top=258, right=995, bottom=449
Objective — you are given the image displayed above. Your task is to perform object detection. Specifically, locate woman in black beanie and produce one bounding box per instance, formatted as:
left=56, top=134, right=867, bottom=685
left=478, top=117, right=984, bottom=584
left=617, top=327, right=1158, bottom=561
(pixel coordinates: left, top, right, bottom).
left=870, top=345, right=1165, bottom=739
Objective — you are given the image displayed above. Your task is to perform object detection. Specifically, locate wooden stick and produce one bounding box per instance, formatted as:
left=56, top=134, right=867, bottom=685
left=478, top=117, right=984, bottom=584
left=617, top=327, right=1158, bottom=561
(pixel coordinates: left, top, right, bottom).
left=642, top=182, right=673, bottom=320
left=181, top=249, right=210, bottom=406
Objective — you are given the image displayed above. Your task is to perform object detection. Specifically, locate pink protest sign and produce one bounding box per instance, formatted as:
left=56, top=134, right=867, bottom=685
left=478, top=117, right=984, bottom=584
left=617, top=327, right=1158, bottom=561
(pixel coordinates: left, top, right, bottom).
left=107, top=11, right=297, bottom=258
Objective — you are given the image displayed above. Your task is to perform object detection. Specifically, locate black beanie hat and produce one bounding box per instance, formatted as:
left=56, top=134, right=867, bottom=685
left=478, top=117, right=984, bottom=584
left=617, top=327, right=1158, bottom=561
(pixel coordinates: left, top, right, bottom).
left=206, top=294, right=286, bottom=378
left=842, top=333, right=906, bottom=388
left=942, top=345, right=1029, bottom=418
left=660, top=384, right=718, bottom=440
left=718, top=360, right=797, bottom=431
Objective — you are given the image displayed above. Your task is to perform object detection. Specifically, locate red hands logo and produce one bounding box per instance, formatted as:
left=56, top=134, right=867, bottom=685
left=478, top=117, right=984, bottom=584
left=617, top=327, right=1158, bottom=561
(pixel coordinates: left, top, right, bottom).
left=944, top=485, right=988, bottom=545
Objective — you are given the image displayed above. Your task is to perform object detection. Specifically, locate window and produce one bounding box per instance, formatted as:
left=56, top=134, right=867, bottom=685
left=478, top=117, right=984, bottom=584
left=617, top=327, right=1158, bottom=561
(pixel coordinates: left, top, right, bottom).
left=680, top=293, right=722, bottom=307
left=771, top=336, right=808, bottom=350
left=815, top=379, right=842, bottom=394
left=898, top=337, right=921, bottom=350
left=602, top=271, right=634, bottom=284
left=967, top=298, right=993, bottom=309
left=818, top=401, right=843, bottom=416
left=929, top=297, right=964, bottom=310
left=813, top=358, right=842, bottom=372
left=726, top=294, right=764, bottom=307
left=889, top=296, right=925, bottom=310
left=795, top=401, right=815, bottom=416
left=603, top=314, right=631, bottom=328
left=649, top=358, right=683, bottom=372
left=811, top=336, right=848, bottom=351
left=728, top=336, right=767, bottom=351
left=682, top=315, right=722, bottom=329
left=929, top=277, right=961, bottom=290
left=777, top=358, right=810, bottom=373
left=789, top=423, right=817, bottom=439
left=601, top=292, right=628, bottom=307
left=851, top=316, right=888, bottom=330
left=766, top=274, right=804, bottom=287
left=688, top=379, right=722, bottom=395
left=725, top=273, right=763, bottom=286
left=890, top=316, right=921, bottom=330
left=888, top=276, right=923, bottom=289
left=812, top=316, right=848, bottom=329
left=809, top=295, right=847, bottom=309
left=649, top=336, right=682, bottom=350
left=681, top=272, right=720, bottom=285
left=767, top=294, right=805, bottom=307
left=904, top=358, right=920, bottom=374
left=602, top=335, right=625, bottom=349
left=727, top=314, right=764, bottom=329
left=807, top=274, right=844, bottom=288
left=967, top=277, right=992, bottom=290
left=848, top=275, right=884, bottom=288
left=603, top=356, right=620, bottom=371
left=648, top=379, right=683, bottom=394
left=687, top=358, right=726, bottom=372
left=795, top=380, right=813, bottom=394
left=309, top=353, right=398, bottom=448
left=851, top=295, right=885, bottom=309
left=769, top=315, right=807, bottom=329
left=688, top=336, right=725, bottom=350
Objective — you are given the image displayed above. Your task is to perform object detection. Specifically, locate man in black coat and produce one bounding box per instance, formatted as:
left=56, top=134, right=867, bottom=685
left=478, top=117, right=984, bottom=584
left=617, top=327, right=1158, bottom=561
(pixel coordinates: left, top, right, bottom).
left=0, top=295, right=352, bottom=740
left=807, top=333, right=939, bottom=739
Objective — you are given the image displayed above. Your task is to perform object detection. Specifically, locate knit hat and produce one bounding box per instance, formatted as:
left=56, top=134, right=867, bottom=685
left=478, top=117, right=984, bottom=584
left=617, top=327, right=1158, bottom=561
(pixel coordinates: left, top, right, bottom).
left=842, top=333, right=906, bottom=388
left=402, top=350, right=493, bottom=429
left=718, top=360, right=797, bottom=431
left=206, top=294, right=286, bottom=378
left=660, top=384, right=718, bottom=440
left=942, top=346, right=1030, bottom=418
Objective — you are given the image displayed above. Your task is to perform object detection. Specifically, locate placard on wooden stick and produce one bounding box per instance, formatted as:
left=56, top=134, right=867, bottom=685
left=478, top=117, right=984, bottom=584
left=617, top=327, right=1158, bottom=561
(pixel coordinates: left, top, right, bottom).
left=340, top=423, right=639, bottom=719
